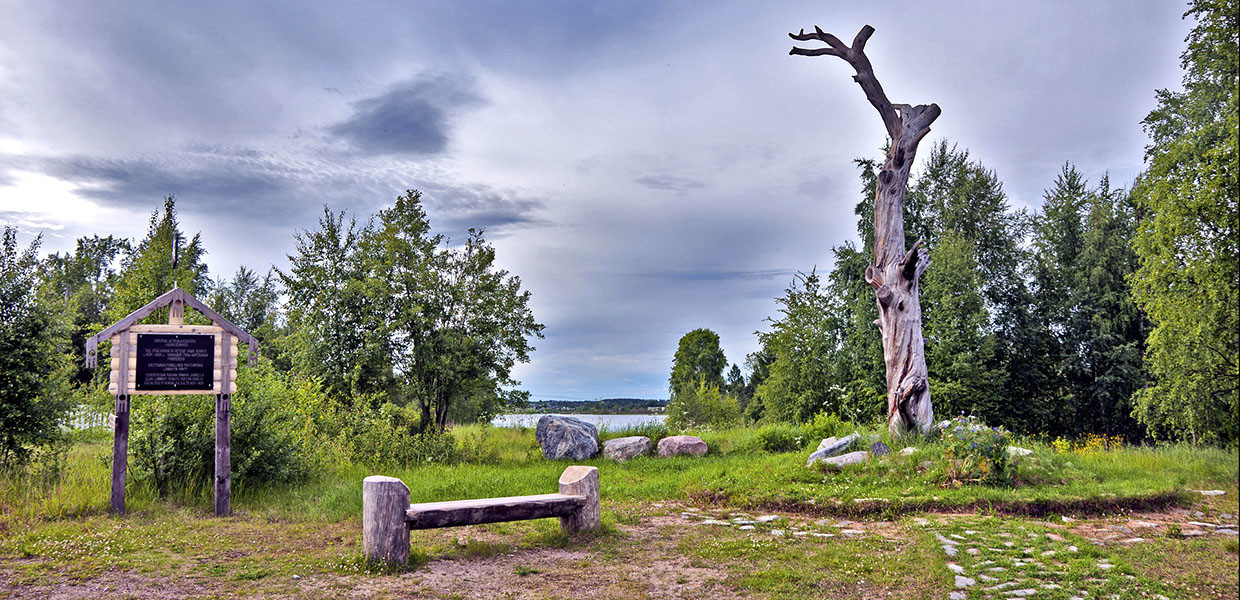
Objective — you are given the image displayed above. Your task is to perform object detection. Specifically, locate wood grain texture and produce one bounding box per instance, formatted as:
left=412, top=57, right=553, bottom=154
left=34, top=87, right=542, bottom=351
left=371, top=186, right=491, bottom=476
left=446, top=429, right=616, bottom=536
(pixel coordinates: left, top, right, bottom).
left=790, top=25, right=938, bottom=436
left=363, top=476, right=410, bottom=565
left=405, top=493, right=586, bottom=529
left=558, top=465, right=601, bottom=532
left=110, top=394, right=130, bottom=514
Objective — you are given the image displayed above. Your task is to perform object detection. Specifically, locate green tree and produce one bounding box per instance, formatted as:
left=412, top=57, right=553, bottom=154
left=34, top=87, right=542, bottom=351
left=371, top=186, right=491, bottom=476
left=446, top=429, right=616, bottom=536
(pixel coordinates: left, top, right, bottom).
left=666, top=380, right=739, bottom=430
left=1130, top=0, right=1238, bottom=444
left=668, top=328, right=727, bottom=396
left=0, top=228, right=71, bottom=468
left=1077, top=178, right=1145, bottom=439
left=922, top=231, right=1005, bottom=422
left=752, top=271, right=839, bottom=423
left=108, top=197, right=209, bottom=324
left=208, top=266, right=286, bottom=371
left=41, top=235, right=129, bottom=386
left=363, top=191, right=544, bottom=430
left=278, top=206, right=392, bottom=404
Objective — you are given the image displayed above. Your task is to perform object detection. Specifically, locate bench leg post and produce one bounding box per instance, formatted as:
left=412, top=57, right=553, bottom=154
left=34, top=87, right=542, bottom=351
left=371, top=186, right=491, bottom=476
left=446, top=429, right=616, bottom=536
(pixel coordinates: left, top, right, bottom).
left=558, top=466, right=600, bottom=533
left=363, top=476, right=410, bottom=566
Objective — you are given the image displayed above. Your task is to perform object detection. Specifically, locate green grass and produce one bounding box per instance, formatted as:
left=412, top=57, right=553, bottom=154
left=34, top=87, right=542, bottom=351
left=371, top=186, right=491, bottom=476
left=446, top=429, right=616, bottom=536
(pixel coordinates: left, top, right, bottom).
left=3, top=428, right=1237, bottom=525
left=0, top=426, right=1236, bottom=598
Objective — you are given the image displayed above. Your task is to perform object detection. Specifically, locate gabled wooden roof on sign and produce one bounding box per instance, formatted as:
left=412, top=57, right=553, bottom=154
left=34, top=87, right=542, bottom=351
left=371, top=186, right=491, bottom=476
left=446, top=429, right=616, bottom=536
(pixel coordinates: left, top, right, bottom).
left=85, top=287, right=259, bottom=368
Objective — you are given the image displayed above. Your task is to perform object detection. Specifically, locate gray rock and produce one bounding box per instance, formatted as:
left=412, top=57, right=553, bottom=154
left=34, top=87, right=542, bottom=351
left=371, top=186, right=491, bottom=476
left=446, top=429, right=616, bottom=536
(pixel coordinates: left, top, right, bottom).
left=899, top=446, right=918, bottom=456
left=870, top=441, right=890, bottom=456
left=955, top=575, right=976, bottom=588
left=657, top=435, right=708, bottom=457
left=602, top=436, right=651, bottom=461
left=805, top=433, right=860, bottom=466
left=535, top=415, right=599, bottom=460
left=809, top=450, right=870, bottom=469
left=1007, top=446, right=1033, bottom=457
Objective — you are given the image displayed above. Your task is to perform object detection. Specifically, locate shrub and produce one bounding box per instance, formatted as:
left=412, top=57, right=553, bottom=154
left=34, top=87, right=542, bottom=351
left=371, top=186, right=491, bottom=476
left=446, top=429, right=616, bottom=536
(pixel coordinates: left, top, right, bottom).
left=667, top=381, right=739, bottom=430
left=130, top=360, right=312, bottom=495
left=333, top=402, right=461, bottom=468
left=802, top=412, right=853, bottom=442
left=750, top=424, right=807, bottom=453
left=940, top=415, right=1012, bottom=484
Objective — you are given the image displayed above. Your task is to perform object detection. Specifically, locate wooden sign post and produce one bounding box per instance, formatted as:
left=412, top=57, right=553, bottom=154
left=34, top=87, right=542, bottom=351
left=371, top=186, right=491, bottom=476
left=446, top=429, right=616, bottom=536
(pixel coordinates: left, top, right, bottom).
left=85, top=287, right=257, bottom=516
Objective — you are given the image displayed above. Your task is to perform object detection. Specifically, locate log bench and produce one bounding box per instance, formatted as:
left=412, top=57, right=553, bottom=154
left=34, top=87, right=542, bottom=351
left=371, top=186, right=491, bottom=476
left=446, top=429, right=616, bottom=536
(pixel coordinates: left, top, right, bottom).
left=362, top=465, right=600, bottom=565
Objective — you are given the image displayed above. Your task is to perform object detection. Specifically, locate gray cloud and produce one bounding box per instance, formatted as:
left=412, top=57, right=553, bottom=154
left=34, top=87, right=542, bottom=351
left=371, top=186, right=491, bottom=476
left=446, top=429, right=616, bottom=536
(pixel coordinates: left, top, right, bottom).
left=634, top=174, right=706, bottom=192
left=329, top=72, right=485, bottom=156
left=636, top=269, right=794, bottom=282
left=417, top=181, right=550, bottom=240
left=38, top=150, right=304, bottom=220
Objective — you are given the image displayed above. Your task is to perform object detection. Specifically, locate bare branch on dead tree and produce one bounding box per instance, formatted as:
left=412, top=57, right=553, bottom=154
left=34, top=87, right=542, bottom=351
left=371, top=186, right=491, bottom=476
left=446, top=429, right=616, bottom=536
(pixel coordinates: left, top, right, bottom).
left=790, top=25, right=940, bottom=437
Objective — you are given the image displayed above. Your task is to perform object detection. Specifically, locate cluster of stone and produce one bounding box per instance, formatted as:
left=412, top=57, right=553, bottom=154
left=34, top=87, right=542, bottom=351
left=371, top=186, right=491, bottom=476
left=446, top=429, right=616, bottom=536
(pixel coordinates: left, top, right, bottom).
left=534, top=416, right=709, bottom=461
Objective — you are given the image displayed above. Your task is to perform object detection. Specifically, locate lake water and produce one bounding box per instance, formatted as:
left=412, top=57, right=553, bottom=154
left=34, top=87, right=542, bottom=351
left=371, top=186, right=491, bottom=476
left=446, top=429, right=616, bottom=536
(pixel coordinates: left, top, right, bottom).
left=492, top=413, right=667, bottom=430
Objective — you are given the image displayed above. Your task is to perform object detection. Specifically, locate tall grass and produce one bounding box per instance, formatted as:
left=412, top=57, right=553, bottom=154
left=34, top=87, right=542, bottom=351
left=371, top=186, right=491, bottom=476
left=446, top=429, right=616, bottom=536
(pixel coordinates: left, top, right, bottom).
left=3, top=426, right=1236, bottom=526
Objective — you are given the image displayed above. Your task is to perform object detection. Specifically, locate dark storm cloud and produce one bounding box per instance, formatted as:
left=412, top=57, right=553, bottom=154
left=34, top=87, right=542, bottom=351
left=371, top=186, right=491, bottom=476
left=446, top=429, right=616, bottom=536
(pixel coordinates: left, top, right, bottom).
left=329, top=73, right=485, bottom=156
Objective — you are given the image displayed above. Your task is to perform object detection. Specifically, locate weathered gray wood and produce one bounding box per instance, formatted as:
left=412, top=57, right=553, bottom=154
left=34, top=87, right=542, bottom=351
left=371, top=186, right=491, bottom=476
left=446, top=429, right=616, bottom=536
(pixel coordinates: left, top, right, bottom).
left=214, top=394, right=231, bottom=517
left=363, top=476, right=411, bottom=565
left=790, top=25, right=938, bottom=437
left=214, top=329, right=232, bottom=517
left=110, top=394, right=129, bottom=514
left=558, top=465, right=600, bottom=532
left=406, top=493, right=586, bottom=529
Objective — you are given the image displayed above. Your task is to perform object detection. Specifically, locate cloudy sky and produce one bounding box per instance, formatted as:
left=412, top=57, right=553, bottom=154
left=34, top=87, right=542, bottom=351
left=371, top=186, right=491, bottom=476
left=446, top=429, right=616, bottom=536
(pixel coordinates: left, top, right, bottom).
left=0, top=1, right=1192, bottom=401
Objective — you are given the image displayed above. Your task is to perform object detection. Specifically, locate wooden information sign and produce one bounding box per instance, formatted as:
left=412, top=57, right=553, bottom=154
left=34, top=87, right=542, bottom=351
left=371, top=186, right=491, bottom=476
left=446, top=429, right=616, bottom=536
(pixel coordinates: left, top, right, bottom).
left=85, top=287, right=256, bottom=517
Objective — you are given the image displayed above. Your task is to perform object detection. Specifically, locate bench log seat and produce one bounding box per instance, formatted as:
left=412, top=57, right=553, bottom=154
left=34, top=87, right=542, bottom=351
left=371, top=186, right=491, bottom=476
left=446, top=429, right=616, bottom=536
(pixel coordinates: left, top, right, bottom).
left=407, top=493, right=586, bottom=529
left=363, top=465, right=600, bottom=565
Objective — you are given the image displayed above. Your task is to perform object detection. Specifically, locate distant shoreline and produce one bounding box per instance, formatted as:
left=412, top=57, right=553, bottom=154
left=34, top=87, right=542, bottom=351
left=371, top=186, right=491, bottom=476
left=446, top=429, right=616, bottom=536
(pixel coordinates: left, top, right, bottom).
left=512, top=398, right=667, bottom=416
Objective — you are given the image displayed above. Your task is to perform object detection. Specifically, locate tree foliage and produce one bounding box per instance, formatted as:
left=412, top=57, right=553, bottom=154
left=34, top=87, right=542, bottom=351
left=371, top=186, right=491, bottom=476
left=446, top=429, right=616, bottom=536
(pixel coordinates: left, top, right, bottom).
left=41, top=235, right=128, bottom=386
left=365, top=191, right=544, bottom=430
left=668, top=328, right=727, bottom=396
left=108, top=197, right=209, bottom=324
left=0, top=228, right=71, bottom=468
left=1130, top=0, right=1239, bottom=444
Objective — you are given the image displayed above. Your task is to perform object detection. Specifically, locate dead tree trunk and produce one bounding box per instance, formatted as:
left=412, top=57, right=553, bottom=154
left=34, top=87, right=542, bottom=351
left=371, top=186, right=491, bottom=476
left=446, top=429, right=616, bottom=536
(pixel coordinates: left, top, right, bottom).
left=790, top=25, right=939, bottom=436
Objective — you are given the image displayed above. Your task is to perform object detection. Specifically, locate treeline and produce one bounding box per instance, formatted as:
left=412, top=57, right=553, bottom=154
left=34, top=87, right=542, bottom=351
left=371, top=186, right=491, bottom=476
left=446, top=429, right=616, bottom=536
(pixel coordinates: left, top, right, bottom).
left=1, top=191, right=544, bottom=479
left=518, top=398, right=667, bottom=415
left=668, top=0, right=1237, bottom=446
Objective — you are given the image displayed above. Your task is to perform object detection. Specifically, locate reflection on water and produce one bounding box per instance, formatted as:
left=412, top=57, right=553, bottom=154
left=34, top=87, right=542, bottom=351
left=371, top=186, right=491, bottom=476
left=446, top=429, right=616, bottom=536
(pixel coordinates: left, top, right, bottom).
left=492, top=413, right=667, bottom=430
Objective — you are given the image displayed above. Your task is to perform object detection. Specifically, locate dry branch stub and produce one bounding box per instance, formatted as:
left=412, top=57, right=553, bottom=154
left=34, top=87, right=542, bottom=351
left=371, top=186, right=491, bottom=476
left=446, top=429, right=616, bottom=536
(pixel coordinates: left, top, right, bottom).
left=790, top=24, right=938, bottom=437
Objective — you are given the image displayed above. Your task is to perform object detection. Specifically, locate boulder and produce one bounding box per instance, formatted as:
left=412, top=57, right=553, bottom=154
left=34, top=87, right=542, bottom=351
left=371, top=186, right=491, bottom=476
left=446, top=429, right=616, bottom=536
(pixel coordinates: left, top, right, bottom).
left=806, top=432, right=859, bottom=466
left=899, top=446, right=918, bottom=456
left=870, top=441, right=891, bottom=457
left=603, top=436, right=651, bottom=461
left=535, top=415, right=599, bottom=460
left=1006, top=446, right=1033, bottom=457
left=657, top=435, right=708, bottom=457
left=809, top=450, right=870, bottom=469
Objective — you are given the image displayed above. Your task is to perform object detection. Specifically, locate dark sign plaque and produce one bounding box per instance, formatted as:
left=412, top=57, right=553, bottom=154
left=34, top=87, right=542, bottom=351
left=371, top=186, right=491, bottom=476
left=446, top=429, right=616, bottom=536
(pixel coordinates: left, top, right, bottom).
left=135, top=333, right=215, bottom=391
